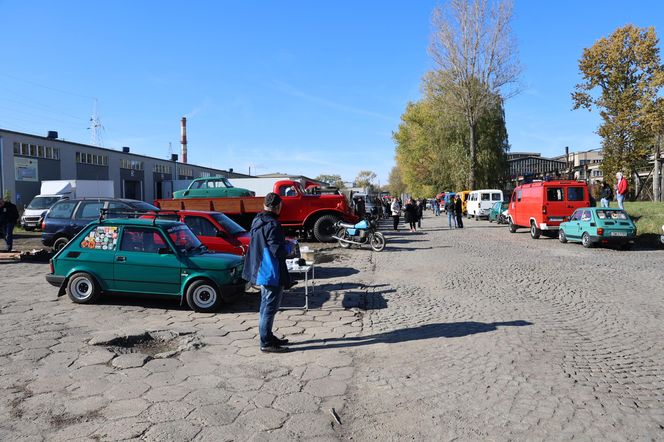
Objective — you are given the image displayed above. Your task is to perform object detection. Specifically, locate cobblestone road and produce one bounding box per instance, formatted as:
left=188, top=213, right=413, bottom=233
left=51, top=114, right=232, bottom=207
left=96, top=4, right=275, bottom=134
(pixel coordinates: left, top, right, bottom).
left=1, top=214, right=663, bottom=440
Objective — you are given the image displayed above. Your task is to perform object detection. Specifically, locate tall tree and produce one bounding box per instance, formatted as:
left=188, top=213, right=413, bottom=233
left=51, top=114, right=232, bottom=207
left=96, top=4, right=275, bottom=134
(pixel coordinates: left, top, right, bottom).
left=314, top=174, right=345, bottom=189
left=354, top=170, right=377, bottom=189
left=387, top=165, right=407, bottom=197
left=428, top=0, right=520, bottom=189
left=572, top=25, right=664, bottom=186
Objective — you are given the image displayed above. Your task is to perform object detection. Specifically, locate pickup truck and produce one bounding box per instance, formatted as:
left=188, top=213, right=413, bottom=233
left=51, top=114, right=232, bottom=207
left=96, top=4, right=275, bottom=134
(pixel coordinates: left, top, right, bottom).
left=155, top=179, right=357, bottom=242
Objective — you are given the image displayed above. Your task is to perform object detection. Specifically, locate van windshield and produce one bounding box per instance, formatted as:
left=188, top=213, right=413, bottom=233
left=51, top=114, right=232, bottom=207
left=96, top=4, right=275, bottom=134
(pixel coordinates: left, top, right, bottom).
left=27, top=196, right=62, bottom=210
left=547, top=188, right=564, bottom=201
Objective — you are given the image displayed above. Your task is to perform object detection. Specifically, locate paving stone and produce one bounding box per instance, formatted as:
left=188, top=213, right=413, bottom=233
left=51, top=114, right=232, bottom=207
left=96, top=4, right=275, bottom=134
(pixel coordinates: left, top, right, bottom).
left=101, top=398, right=151, bottom=419
left=76, top=349, right=116, bottom=367
left=261, top=377, right=302, bottom=395
left=111, top=353, right=151, bottom=369
left=273, top=392, right=320, bottom=413
left=92, top=418, right=152, bottom=441
left=184, top=389, right=233, bottom=406
left=142, top=419, right=201, bottom=441
left=104, top=381, right=150, bottom=400
left=283, top=412, right=336, bottom=438
left=187, top=403, right=243, bottom=426
left=140, top=401, right=194, bottom=423
left=300, top=365, right=331, bottom=381
left=63, top=394, right=109, bottom=415
left=235, top=407, right=289, bottom=432
left=143, top=358, right=183, bottom=373
left=304, top=378, right=347, bottom=397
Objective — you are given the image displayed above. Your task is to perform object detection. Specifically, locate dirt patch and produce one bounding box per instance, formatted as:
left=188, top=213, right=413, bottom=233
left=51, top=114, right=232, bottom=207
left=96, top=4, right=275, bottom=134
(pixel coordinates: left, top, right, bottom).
left=98, top=330, right=203, bottom=358
left=50, top=409, right=101, bottom=430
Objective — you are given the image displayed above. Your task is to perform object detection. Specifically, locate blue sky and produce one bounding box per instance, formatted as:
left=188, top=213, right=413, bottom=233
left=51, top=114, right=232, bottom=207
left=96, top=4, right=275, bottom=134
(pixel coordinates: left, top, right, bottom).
left=1, top=1, right=663, bottom=185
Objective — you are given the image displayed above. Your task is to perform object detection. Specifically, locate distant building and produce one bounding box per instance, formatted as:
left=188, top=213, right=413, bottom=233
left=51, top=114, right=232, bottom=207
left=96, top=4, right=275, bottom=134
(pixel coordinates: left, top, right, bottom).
left=0, top=128, right=250, bottom=208
left=507, top=152, right=567, bottom=181
left=553, top=149, right=604, bottom=184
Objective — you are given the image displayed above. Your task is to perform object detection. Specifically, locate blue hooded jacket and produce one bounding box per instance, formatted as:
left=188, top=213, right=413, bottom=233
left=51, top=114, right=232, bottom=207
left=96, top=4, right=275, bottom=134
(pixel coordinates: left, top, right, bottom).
left=242, top=211, right=291, bottom=287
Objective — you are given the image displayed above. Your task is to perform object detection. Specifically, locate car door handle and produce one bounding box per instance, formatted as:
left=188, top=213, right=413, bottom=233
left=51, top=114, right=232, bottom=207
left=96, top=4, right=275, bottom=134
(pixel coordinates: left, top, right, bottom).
left=116, top=256, right=127, bottom=262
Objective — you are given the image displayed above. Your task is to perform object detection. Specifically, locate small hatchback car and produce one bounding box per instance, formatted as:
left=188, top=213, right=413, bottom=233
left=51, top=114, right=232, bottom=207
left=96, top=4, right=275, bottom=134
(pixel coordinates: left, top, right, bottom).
left=45, top=217, right=245, bottom=312
left=558, top=207, right=637, bottom=249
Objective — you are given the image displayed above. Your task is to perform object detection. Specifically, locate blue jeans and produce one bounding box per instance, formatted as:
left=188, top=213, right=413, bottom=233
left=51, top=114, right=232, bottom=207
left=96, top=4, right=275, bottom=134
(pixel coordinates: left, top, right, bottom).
left=259, top=285, right=283, bottom=347
left=448, top=212, right=457, bottom=228
left=3, top=223, right=14, bottom=251
left=600, top=198, right=609, bottom=208
left=617, top=193, right=625, bottom=209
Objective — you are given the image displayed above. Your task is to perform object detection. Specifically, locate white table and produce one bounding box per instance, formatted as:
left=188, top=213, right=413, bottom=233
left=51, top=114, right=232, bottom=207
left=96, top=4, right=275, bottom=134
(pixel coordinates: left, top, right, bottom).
left=282, top=264, right=315, bottom=310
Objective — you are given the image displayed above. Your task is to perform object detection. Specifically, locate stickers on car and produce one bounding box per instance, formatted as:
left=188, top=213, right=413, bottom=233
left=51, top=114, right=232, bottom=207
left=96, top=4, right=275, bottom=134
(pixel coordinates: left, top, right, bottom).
left=80, top=226, right=118, bottom=251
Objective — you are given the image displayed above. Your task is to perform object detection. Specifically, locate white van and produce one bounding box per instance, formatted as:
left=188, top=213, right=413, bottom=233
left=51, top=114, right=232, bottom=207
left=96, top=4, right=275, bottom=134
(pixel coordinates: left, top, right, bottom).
left=467, top=189, right=504, bottom=219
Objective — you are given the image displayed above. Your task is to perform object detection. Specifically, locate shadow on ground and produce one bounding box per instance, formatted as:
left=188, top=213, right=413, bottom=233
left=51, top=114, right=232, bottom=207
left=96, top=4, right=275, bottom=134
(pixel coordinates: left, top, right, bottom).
left=290, top=320, right=533, bottom=350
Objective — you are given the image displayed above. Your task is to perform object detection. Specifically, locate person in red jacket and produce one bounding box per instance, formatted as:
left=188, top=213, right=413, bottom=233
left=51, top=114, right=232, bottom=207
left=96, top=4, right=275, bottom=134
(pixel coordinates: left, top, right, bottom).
left=615, top=172, right=628, bottom=210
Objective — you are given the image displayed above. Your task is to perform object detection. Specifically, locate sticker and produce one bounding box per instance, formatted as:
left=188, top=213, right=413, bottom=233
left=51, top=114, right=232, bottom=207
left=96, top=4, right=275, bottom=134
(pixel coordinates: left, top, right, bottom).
left=80, top=226, right=118, bottom=251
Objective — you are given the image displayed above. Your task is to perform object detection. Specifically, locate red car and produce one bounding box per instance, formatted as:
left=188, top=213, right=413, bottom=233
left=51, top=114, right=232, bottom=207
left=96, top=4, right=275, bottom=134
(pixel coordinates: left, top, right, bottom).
left=143, top=210, right=250, bottom=255
left=508, top=180, right=590, bottom=239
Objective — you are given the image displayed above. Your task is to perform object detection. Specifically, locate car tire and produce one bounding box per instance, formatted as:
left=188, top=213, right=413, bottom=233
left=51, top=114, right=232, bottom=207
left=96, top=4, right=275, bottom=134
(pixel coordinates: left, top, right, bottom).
left=337, top=228, right=351, bottom=249
left=559, top=230, right=567, bottom=243
left=581, top=232, right=593, bottom=248
left=475, top=214, right=479, bottom=221
left=53, top=237, right=70, bottom=253
left=186, top=279, right=222, bottom=313
left=508, top=218, right=517, bottom=233
left=369, top=232, right=386, bottom=252
left=313, top=214, right=341, bottom=242
left=67, top=272, right=101, bottom=304
left=530, top=222, right=541, bottom=239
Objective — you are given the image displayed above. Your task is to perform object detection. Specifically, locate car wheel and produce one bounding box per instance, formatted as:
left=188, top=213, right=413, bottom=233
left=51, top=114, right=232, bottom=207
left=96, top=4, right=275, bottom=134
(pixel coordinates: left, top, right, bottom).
left=53, top=237, right=70, bottom=253
left=475, top=214, right=479, bottom=221
left=337, top=228, right=351, bottom=249
left=313, top=214, right=341, bottom=242
left=559, top=230, right=567, bottom=243
left=369, top=232, right=386, bottom=252
left=581, top=232, right=593, bottom=248
left=530, top=222, right=541, bottom=239
left=67, top=272, right=101, bottom=304
left=186, top=279, right=221, bottom=313
left=508, top=218, right=517, bottom=233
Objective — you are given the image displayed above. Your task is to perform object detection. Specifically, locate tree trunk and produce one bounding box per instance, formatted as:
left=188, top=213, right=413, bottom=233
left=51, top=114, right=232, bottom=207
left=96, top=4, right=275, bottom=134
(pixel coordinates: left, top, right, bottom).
left=468, top=121, right=477, bottom=190
left=654, top=136, right=661, bottom=202
left=633, top=171, right=640, bottom=201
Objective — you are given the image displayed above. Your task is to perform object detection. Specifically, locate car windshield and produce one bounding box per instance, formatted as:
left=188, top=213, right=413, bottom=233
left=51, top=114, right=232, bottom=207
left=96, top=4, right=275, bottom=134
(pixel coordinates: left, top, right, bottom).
left=212, top=213, right=246, bottom=235
left=27, top=196, right=62, bottom=210
left=127, top=201, right=159, bottom=211
left=167, top=224, right=203, bottom=253
left=596, top=210, right=629, bottom=220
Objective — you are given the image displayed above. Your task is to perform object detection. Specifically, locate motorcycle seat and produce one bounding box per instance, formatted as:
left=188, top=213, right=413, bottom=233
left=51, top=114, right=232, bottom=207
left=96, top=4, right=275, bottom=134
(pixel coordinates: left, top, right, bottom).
left=337, top=222, right=356, bottom=229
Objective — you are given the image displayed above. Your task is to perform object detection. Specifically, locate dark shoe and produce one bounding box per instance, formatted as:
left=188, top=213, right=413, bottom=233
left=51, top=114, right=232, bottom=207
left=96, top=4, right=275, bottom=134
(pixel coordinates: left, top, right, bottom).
left=270, top=336, right=289, bottom=345
left=260, top=344, right=289, bottom=353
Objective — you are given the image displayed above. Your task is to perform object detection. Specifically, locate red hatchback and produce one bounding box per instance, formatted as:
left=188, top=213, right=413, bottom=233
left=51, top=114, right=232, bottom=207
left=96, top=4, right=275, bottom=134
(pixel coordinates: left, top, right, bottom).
left=144, top=210, right=250, bottom=255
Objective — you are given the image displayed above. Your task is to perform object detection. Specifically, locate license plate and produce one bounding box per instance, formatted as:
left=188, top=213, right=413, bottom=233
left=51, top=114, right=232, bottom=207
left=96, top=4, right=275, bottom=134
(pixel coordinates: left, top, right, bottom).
left=549, top=217, right=563, bottom=222
left=610, top=231, right=627, bottom=237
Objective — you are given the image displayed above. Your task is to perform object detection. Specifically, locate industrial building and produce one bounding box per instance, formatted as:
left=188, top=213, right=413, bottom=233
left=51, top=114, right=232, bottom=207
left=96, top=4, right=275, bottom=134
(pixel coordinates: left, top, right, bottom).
left=0, top=126, right=249, bottom=209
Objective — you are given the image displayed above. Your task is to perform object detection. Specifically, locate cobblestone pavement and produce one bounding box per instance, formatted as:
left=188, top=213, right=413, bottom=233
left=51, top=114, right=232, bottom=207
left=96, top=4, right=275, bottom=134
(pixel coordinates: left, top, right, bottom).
left=1, top=214, right=664, bottom=440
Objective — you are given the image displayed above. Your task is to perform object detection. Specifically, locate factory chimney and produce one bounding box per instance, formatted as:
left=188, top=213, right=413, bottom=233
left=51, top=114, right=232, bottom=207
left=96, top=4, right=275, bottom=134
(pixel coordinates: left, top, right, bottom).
left=181, top=117, right=188, bottom=164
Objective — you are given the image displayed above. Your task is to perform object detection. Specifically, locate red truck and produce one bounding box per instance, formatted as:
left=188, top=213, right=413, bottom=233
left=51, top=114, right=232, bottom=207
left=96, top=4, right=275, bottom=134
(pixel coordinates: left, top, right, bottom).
left=155, top=179, right=357, bottom=242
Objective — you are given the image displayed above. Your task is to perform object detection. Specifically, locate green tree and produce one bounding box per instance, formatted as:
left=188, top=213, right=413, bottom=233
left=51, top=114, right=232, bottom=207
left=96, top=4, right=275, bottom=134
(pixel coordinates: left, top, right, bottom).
left=354, top=170, right=377, bottom=189
left=314, top=174, right=345, bottom=189
left=387, top=165, right=407, bottom=197
left=572, top=25, right=664, bottom=185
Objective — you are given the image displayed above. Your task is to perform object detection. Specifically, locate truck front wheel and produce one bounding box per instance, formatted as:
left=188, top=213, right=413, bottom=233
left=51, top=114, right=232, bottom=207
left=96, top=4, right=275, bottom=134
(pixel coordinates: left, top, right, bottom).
left=313, top=214, right=341, bottom=242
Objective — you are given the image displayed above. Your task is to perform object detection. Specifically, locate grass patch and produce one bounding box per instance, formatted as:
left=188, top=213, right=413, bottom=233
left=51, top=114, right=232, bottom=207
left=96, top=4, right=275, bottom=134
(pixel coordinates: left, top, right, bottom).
left=624, top=202, right=664, bottom=235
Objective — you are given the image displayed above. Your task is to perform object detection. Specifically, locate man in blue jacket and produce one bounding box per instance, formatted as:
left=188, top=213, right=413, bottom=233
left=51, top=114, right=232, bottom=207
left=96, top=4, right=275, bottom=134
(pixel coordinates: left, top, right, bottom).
left=242, top=192, right=292, bottom=353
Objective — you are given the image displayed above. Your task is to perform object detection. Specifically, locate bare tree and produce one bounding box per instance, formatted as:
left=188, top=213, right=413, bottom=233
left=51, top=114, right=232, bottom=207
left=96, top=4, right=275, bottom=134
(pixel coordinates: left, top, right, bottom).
left=428, top=0, right=521, bottom=189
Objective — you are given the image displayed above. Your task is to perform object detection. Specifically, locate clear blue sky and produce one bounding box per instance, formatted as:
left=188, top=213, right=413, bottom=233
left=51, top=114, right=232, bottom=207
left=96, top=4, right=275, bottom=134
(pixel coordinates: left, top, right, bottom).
left=1, top=1, right=663, bottom=185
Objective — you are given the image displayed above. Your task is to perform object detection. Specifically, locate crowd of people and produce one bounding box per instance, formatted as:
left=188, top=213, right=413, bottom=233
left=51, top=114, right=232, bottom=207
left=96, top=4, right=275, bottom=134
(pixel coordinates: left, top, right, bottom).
left=382, top=197, right=427, bottom=232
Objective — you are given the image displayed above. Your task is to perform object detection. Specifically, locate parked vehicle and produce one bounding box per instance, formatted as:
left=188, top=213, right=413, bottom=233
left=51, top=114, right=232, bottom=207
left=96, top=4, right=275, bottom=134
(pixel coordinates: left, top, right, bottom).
left=466, top=189, right=504, bottom=220
left=45, top=217, right=244, bottom=312
left=173, top=177, right=253, bottom=199
left=488, top=201, right=509, bottom=224
left=508, top=180, right=590, bottom=239
left=156, top=179, right=357, bottom=242
left=42, top=198, right=158, bottom=252
left=143, top=210, right=249, bottom=255
left=558, top=207, right=637, bottom=249
left=456, top=190, right=471, bottom=215
left=333, top=216, right=385, bottom=252
left=21, top=180, right=114, bottom=230
left=229, top=177, right=324, bottom=197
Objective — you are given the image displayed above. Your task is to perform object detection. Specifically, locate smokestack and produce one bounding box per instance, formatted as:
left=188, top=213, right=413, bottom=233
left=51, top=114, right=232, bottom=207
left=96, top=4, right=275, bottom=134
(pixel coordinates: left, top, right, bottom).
left=181, top=117, right=188, bottom=164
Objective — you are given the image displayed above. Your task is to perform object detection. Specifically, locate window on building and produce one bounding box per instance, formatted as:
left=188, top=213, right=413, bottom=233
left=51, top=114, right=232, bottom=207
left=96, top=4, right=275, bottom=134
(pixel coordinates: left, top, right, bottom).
left=76, top=151, right=108, bottom=166
left=154, top=164, right=172, bottom=174
left=120, top=159, right=144, bottom=170
left=13, top=142, right=59, bottom=160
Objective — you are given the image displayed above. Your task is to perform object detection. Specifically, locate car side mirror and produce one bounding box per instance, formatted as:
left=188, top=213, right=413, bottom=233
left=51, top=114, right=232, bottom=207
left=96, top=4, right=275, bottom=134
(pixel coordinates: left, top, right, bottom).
left=158, top=247, right=173, bottom=254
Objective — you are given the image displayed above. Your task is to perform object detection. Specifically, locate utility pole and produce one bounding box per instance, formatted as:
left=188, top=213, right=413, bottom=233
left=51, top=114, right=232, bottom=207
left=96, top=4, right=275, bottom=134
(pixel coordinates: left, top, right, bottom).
left=88, top=98, right=104, bottom=147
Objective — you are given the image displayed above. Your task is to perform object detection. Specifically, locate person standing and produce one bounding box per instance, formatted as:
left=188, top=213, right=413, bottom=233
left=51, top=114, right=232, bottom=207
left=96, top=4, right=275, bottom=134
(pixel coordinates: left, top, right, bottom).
left=615, top=172, right=628, bottom=210
left=434, top=198, right=441, bottom=216
left=390, top=198, right=402, bottom=231
left=242, top=193, right=292, bottom=353
left=416, top=199, right=425, bottom=229
left=404, top=198, right=418, bottom=232
left=445, top=196, right=456, bottom=229
left=0, top=198, right=19, bottom=252
left=599, top=181, right=613, bottom=208
left=455, top=194, right=464, bottom=228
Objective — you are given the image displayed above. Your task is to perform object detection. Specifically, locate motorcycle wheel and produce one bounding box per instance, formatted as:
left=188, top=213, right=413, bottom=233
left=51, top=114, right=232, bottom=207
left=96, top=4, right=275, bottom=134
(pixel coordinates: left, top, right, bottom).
left=370, top=232, right=386, bottom=252
left=337, top=228, right=351, bottom=249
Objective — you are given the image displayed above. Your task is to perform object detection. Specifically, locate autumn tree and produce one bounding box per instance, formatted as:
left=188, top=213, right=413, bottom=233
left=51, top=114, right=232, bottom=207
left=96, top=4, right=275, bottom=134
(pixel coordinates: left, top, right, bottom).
left=315, top=174, right=345, bottom=189
left=428, top=0, right=521, bottom=189
left=572, top=25, right=664, bottom=189
left=354, top=170, right=377, bottom=190
left=387, top=165, right=407, bottom=197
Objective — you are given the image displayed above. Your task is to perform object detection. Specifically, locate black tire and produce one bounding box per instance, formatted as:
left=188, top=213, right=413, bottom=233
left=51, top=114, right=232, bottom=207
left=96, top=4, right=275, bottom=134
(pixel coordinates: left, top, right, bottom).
left=508, top=218, right=517, bottom=233
left=186, top=279, right=222, bottom=312
left=475, top=214, right=479, bottom=221
left=581, top=232, right=593, bottom=248
left=559, top=230, right=567, bottom=243
left=530, top=222, right=541, bottom=239
left=369, top=232, right=386, bottom=252
left=313, top=214, right=341, bottom=242
left=337, top=228, right=351, bottom=249
left=53, top=236, right=70, bottom=253
left=67, top=272, right=101, bottom=304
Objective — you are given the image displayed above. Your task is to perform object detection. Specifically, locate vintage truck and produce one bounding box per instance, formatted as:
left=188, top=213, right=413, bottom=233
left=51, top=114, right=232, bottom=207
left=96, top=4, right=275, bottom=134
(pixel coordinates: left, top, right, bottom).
left=173, top=176, right=253, bottom=198
left=155, top=179, right=357, bottom=242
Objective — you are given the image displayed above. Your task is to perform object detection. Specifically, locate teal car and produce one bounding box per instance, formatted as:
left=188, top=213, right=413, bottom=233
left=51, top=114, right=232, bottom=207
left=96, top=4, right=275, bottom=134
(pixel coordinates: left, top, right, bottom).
left=558, top=207, right=636, bottom=249
left=45, top=218, right=245, bottom=312
left=488, top=201, right=509, bottom=224
left=173, top=177, right=253, bottom=199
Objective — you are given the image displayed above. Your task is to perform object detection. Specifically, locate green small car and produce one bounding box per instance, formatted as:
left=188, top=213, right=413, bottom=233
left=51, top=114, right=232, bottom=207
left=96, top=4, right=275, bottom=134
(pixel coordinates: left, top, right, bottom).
left=488, top=201, right=509, bottom=224
left=173, top=177, right=253, bottom=199
left=45, top=218, right=245, bottom=312
left=558, top=207, right=637, bottom=249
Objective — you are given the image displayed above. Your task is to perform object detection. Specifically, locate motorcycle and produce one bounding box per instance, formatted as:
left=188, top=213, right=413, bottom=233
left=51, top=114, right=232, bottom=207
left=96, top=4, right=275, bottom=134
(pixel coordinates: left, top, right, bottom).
left=333, top=216, right=386, bottom=252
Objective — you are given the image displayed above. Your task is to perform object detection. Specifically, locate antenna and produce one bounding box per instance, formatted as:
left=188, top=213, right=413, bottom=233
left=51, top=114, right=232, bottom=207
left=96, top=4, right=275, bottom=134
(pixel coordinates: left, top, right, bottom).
left=88, top=98, right=104, bottom=146
left=168, top=142, right=173, bottom=158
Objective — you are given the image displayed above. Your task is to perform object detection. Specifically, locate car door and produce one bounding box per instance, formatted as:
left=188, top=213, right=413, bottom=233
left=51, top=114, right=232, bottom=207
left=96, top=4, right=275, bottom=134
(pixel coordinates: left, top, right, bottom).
left=183, top=215, right=236, bottom=254
left=113, top=226, right=182, bottom=295
left=565, top=210, right=582, bottom=239
left=580, top=209, right=593, bottom=237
